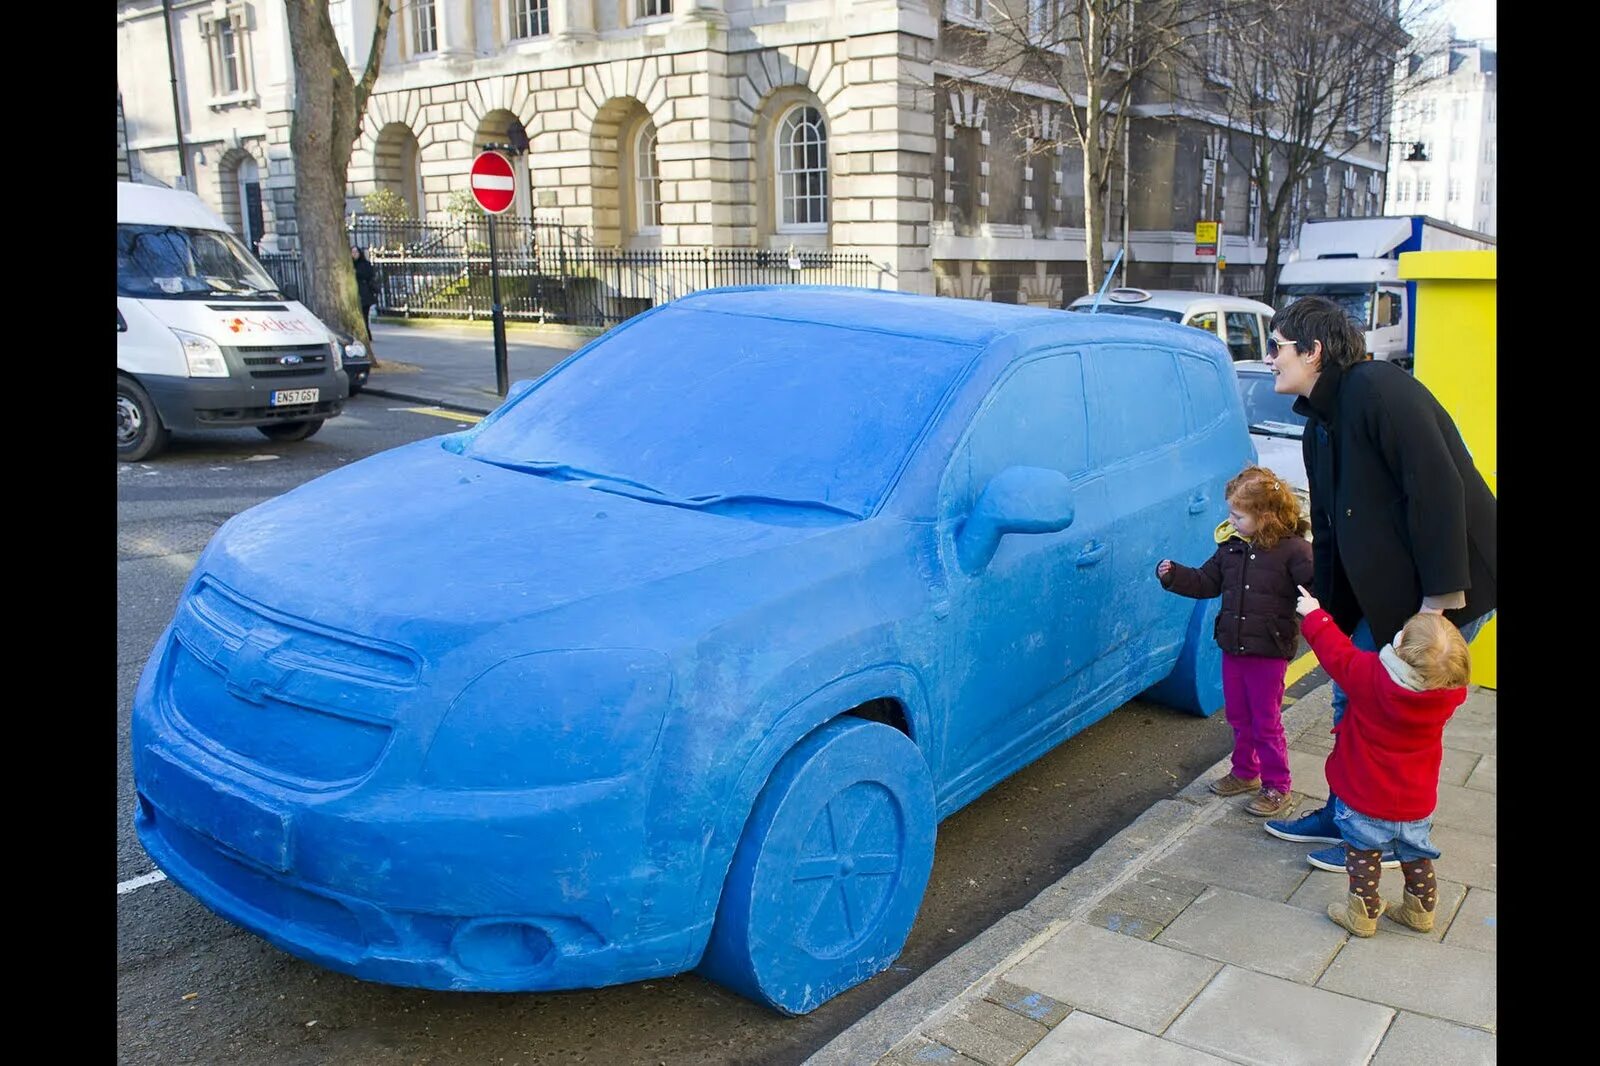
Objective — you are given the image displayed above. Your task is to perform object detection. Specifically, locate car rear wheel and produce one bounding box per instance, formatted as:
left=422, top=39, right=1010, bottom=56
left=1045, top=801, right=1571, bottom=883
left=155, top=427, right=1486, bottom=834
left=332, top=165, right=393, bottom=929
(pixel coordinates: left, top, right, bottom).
left=1141, top=597, right=1226, bottom=717
left=257, top=419, right=324, bottom=442
left=118, top=374, right=169, bottom=462
left=697, top=717, right=936, bottom=1014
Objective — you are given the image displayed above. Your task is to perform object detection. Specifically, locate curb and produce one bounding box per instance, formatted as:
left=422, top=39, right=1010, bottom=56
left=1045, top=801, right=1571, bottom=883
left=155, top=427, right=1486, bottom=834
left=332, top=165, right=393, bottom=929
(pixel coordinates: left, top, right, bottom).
left=805, top=684, right=1336, bottom=1065
left=361, top=386, right=496, bottom=416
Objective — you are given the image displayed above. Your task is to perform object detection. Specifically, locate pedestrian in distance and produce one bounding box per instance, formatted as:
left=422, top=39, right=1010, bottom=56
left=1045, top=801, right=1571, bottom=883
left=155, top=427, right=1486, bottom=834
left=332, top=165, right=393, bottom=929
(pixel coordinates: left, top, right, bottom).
left=351, top=245, right=377, bottom=342
left=1260, top=295, right=1496, bottom=872
left=1157, top=465, right=1313, bottom=818
left=1293, top=585, right=1470, bottom=938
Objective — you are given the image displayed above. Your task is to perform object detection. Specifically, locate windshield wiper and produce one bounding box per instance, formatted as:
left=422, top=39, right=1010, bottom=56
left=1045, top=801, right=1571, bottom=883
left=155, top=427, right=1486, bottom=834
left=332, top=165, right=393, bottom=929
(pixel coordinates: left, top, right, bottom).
left=479, top=458, right=668, bottom=497
left=1248, top=421, right=1304, bottom=439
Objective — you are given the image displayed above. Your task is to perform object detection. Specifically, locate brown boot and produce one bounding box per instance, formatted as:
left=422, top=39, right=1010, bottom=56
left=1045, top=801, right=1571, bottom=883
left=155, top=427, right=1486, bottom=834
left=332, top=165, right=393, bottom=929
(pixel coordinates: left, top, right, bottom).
left=1246, top=788, right=1295, bottom=817
left=1383, top=890, right=1436, bottom=933
left=1327, top=892, right=1379, bottom=937
left=1209, top=773, right=1262, bottom=797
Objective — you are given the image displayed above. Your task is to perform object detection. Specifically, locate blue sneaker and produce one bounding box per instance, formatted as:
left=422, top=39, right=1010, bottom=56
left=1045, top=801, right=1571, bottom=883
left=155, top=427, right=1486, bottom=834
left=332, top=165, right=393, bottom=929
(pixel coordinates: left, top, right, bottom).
left=1307, top=844, right=1400, bottom=873
left=1264, top=804, right=1341, bottom=844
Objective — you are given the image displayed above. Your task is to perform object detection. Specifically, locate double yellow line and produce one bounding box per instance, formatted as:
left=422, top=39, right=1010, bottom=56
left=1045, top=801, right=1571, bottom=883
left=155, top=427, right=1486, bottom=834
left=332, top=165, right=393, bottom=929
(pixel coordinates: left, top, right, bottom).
left=404, top=406, right=484, bottom=424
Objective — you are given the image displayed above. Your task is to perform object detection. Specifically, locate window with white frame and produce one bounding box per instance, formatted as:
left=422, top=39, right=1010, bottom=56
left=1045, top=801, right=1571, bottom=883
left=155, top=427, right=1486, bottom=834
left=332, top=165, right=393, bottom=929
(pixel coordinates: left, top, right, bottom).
left=1028, top=0, right=1057, bottom=41
left=946, top=0, right=982, bottom=21
left=634, top=123, right=662, bottom=233
left=638, top=0, right=673, bottom=18
left=411, top=1, right=438, bottom=54
left=1448, top=178, right=1461, bottom=202
left=1419, top=97, right=1437, bottom=123
left=1417, top=178, right=1431, bottom=201
left=1484, top=140, right=1495, bottom=163
left=1451, top=97, right=1467, bottom=121
left=198, top=4, right=252, bottom=101
left=1480, top=179, right=1492, bottom=204
left=1487, top=97, right=1495, bottom=122
left=1248, top=181, right=1260, bottom=241
left=777, top=105, right=829, bottom=230
left=1206, top=17, right=1233, bottom=81
left=510, top=0, right=550, bottom=38
left=1395, top=179, right=1409, bottom=202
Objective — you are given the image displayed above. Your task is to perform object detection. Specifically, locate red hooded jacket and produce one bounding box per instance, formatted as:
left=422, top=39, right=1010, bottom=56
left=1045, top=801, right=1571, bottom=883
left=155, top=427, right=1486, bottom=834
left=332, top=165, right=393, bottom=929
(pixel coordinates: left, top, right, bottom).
left=1302, top=609, right=1467, bottom=822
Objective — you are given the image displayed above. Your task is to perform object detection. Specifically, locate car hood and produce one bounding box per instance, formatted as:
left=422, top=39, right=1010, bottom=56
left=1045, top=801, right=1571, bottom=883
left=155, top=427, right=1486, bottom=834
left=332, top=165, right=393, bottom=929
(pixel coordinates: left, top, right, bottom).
left=196, top=439, right=851, bottom=647
left=1250, top=432, right=1308, bottom=495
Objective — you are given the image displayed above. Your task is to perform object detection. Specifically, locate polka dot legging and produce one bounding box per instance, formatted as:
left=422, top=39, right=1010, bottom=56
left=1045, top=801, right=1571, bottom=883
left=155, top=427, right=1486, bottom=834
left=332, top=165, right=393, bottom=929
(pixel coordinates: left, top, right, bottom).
left=1345, top=849, right=1438, bottom=918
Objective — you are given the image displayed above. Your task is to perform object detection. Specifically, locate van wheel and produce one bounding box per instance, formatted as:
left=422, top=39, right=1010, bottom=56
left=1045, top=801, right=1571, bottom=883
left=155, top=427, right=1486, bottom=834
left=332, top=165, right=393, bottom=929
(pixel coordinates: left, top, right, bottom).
left=118, top=375, right=169, bottom=462
left=697, top=718, right=936, bottom=1015
left=257, top=419, right=323, bottom=442
left=1142, top=598, right=1225, bottom=717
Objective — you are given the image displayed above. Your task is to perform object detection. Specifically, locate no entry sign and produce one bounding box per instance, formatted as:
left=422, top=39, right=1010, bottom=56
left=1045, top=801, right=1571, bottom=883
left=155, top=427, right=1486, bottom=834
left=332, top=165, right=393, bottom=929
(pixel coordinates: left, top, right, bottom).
left=469, top=151, right=516, bottom=214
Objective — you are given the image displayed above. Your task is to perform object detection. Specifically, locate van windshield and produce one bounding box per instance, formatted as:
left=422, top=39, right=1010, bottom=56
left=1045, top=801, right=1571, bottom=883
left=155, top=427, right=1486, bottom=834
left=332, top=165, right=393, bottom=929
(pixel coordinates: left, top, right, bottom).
left=1278, top=285, right=1374, bottom=330
left=118, top=224, right=281, bottom=299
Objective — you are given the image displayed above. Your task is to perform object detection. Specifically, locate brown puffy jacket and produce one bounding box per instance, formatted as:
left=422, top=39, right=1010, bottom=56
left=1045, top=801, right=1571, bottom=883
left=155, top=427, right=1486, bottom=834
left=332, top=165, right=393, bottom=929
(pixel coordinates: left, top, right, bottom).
left=1159, top=522, right=1314, bottom=661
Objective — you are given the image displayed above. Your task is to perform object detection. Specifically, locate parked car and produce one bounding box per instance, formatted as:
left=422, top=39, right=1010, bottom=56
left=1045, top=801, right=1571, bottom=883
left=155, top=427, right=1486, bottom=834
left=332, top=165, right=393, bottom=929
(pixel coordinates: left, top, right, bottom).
left=131, top=287, right=1254, bottom=1015
left=331, top=329, right=373, bottom=395
left=1233, top=359, right=1309, bottom=506
left=1068, top=287, right=1276, bottom=363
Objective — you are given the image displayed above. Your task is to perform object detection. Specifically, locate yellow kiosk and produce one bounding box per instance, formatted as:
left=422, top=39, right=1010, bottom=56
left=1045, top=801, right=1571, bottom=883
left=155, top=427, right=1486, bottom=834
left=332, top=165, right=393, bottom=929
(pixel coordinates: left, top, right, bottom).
left=1398, top=250, right=1496, bottom=688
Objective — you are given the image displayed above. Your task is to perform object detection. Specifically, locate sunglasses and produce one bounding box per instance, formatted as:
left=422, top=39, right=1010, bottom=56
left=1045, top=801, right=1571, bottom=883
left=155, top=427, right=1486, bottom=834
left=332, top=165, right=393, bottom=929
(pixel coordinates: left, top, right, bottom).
left=1267, top=336, right=1300, bottom=357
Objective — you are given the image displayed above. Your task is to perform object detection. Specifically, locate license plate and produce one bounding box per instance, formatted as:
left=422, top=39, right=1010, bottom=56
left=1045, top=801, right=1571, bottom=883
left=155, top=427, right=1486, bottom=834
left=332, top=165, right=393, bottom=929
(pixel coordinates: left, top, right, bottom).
left=271, top=388, right=319, bottom=406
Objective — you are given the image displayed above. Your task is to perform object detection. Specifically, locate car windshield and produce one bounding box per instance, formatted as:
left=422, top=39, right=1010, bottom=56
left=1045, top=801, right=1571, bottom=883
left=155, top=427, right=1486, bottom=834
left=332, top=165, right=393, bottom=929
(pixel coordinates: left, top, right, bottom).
left=1236, top=371, right=1305, bottom=437
left=1069, top=304, right=1183, bottom=322
left=118, top=223, right=281, bottom=299
left=462, top=306, right=980, bottom=518
left=1279, top=286, right=1372, bottom=330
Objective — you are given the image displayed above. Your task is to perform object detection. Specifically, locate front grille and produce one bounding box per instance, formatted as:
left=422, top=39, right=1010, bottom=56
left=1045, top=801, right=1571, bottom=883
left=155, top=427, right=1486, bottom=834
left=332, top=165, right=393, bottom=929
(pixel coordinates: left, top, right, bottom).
left=233, top=344, right=331, bottom=380
left=163, top=577, right=419, bottom=790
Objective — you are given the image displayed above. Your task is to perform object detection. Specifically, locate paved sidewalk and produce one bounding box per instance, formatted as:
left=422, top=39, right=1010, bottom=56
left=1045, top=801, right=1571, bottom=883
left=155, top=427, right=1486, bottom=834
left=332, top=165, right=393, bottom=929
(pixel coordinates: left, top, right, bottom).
left=808, top=683, right=1497, bottom=1066
left=359, top=320, right=591, bottom=414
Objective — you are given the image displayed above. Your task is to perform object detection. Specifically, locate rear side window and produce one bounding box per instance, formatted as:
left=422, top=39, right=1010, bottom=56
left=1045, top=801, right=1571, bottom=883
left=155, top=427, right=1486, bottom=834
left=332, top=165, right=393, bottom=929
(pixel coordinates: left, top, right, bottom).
left=1179, top=353, right=1228, bottom=432
left=1224, top=312, right=1262, bottom=361
left=1089, top=348, right=1186, bottom=462
left=1187, top=311, right=1218, bottom=335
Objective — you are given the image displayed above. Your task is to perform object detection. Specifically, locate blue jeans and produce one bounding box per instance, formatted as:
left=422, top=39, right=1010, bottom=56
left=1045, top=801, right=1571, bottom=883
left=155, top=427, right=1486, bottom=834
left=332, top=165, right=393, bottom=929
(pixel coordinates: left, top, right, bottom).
left=1332, top=797, right=1441, bottom=862
left=1331, top=610, right=1494, bottom=726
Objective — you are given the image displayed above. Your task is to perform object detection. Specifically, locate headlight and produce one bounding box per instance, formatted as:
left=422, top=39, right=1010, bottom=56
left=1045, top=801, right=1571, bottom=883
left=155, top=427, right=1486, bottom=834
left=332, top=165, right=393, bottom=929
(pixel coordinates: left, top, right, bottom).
left=344, top=340, right=367, bottom=361
left=329, top=340, right=343, bottom=371
left=171, top=329, right=229, bottom=378
left=422, top=649, right=673, bottom=789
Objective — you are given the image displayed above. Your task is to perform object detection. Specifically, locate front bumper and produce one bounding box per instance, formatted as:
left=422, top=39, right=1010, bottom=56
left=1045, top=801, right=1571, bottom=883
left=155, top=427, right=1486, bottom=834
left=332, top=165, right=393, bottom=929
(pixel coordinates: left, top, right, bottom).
left=142, top=372, right=345, bottom=431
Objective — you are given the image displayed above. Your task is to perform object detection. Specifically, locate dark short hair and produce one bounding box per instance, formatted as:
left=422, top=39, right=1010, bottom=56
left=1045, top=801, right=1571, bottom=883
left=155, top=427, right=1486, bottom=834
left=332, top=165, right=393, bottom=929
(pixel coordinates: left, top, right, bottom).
left=1270, top=296, right=1366, bottom=372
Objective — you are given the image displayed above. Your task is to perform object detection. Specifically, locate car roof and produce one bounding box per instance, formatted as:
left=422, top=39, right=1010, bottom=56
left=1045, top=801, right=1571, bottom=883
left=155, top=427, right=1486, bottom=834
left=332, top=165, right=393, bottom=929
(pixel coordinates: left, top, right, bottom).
left=671, top=285, right=1191, bottom=348
left=1067, top=289, right=1275, bottom=315
left=118, top=180, right=230, bottom=232
left=1233, top=360, right=1271, bottom=372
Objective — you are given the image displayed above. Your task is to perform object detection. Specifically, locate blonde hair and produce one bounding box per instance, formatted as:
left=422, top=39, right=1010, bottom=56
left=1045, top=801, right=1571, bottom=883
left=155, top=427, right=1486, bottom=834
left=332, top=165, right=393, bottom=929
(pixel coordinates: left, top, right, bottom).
left=1394, top=612, right=1473, bottom=690
left=1223, top=465, right=1309, bottom=550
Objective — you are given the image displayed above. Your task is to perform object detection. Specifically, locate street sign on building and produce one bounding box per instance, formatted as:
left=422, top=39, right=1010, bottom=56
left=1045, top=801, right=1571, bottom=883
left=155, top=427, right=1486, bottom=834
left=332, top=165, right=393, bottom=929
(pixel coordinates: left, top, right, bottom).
left=469, top=151, right=516, bottom=215
left=1194, top=220, right=1218, bottom=257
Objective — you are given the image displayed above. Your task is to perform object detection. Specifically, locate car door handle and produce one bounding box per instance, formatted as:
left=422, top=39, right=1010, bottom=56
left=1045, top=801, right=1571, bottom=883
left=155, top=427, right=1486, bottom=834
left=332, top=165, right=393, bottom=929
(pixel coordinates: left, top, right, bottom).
left=1188, top=493, right=1209, bottom=514
left=1076, top=542, right=1108, bottom=567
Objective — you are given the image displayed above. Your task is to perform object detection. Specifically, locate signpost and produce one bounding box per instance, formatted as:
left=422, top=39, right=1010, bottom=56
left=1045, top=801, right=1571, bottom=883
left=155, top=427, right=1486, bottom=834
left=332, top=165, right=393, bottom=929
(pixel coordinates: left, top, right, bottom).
left=470, top=150, right=516, bottom=396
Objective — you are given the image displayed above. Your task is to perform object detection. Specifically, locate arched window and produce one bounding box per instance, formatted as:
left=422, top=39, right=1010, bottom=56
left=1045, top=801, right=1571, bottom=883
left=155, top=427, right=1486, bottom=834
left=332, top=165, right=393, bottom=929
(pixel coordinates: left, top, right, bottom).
left=777, top=106, right=829, bottom=231
left=635, top=123, right=662, bottom=233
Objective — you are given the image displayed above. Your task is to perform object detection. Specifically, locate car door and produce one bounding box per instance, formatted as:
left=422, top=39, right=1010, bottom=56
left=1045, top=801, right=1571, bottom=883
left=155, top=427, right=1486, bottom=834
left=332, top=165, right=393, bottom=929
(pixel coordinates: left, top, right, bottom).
left=1081, top=345, right=1201, bottom=688
left=935, top=351, right=1117, bottom=795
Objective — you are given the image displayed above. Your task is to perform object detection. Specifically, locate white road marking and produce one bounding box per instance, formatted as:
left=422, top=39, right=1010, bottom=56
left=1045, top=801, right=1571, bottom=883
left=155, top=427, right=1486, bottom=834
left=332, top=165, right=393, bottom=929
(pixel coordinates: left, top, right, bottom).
left=117, top=869, right=168, bottom=895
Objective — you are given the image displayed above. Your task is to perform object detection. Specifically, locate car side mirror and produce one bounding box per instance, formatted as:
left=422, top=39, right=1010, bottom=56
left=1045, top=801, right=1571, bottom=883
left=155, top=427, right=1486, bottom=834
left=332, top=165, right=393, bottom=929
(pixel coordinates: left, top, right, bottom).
left=955, top=466, right=1077, bottom=573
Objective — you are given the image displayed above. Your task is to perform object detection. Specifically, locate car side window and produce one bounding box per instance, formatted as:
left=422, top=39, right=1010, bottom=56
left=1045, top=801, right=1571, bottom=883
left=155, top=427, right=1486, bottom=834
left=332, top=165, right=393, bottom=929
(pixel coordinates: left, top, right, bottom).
left=1179, top=353, right=1227, bottom=433
left=1087, top=348, right=1186, bottom=464
left=1224, top=312, right=1262, bottom=361
left=1188, top=311, right=1218, bottom=336
left=943, top=353, right=1089, bottom=516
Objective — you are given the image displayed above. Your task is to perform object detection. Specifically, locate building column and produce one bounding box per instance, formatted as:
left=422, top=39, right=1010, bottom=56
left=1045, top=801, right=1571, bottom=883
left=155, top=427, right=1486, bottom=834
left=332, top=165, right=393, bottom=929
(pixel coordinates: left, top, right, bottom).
left=551, top=0, right=596, bottom=42
left=675, top=0, right=728, bottom=27
left=437, top=0, right=476, bottom=57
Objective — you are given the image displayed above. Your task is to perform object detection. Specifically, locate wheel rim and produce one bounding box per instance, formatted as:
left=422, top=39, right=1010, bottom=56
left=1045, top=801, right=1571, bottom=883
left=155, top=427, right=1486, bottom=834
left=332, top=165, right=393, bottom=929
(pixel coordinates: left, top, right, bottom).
left=774, top=781, right=905, bottom=959
left=117, top=393, right=144, bottom=446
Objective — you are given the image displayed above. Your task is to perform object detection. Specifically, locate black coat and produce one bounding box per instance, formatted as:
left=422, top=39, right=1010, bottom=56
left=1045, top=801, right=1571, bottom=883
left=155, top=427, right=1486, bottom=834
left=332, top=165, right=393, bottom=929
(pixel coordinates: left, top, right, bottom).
left=1294, top=359, right=1496, bottom=647
left=1161, top=530, right=1314, bottom=660
left=353, top=255, right=377, bottom=309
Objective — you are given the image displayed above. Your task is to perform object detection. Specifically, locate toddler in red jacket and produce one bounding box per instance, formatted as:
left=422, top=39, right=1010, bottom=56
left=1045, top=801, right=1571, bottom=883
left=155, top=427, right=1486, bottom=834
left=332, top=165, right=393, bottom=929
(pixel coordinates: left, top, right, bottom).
left=1295, top=586, right=1471, bottom=938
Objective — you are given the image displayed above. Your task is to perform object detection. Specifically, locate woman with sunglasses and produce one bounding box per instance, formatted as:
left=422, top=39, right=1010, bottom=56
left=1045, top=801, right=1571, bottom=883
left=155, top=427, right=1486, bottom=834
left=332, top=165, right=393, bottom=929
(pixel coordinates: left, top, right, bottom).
left=1257, top=296, right=1496, bottom=873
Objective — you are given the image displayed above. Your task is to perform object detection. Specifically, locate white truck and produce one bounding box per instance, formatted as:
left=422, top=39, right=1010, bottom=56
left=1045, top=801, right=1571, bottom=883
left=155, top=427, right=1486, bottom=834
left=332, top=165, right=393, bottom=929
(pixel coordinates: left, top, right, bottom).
left=1275, top=215, right=1495, bottom=369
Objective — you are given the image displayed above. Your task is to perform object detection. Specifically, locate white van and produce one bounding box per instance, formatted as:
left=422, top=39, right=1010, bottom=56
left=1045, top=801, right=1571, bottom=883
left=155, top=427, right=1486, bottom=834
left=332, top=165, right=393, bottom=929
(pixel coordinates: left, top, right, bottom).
left=118, top=181, right=349, bottom=461
left=1067, top=288, right=1276, bottom=362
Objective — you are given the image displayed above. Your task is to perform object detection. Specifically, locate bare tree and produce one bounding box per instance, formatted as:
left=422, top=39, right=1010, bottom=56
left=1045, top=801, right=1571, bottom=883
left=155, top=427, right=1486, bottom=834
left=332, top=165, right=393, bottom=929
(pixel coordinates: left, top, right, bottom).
left=282, top=1, right=393, bottom=348
left=1200, top=0, right=1444, bottom=298
left=973, top=0, right=1223, bottom=292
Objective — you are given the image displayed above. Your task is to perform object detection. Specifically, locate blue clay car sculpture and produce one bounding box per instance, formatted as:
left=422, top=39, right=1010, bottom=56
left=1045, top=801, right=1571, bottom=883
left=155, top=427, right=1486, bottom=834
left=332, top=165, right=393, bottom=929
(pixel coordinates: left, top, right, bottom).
left=131, top=286, right=1255, bottom=1014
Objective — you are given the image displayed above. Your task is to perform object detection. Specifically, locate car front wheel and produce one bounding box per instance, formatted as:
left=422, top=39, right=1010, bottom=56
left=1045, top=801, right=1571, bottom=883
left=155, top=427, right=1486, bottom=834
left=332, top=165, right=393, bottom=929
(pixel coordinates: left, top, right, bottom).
left=697, top=717, right=936, bottom=1014
left=118, top=374, right=169, bottom=462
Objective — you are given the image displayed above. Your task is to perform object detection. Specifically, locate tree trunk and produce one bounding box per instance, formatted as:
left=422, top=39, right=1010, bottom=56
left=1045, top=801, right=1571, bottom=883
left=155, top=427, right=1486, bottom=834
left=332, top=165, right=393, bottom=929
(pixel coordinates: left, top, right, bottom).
left=282, top=1, right=374, bottom=350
